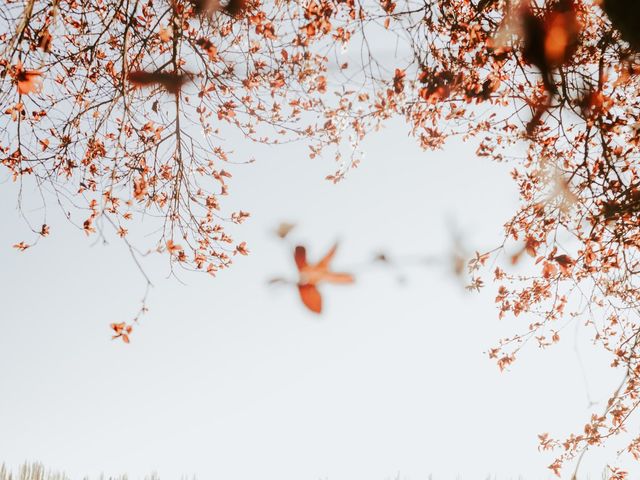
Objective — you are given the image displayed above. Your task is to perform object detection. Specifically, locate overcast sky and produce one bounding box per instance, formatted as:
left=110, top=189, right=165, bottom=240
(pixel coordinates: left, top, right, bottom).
left=0, top=118, right=632, bottom=479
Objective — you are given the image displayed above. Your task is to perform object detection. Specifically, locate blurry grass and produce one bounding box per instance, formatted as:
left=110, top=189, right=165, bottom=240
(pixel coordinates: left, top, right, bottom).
left=0, top=463, right=164, bottom=480
left=0, top=462, right=624, bottom=479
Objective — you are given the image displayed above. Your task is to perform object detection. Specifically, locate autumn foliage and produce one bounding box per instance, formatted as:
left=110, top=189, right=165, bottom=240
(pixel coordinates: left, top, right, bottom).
left=4, top=0, right=640, bottom=475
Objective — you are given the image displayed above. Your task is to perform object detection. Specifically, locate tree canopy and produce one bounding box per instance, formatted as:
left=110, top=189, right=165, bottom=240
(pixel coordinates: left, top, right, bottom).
left=3, top=0, right=640, bottom=475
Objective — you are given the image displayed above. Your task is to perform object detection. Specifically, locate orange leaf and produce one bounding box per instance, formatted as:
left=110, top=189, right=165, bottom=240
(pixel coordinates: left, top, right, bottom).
left=133, top=175, right=148, bottom=200
left=298, top=284, right=322, bottom=313
left=322, top=272, right=355, bottom=284
left=158, top=27, right=172, bottom=42
left=166, top=239, right=183, bottom=253
left=38, top=29, right=52, bottom=52
left=12, top=242, right=30, bottom=251
left=197, top=38, right=218, bottom=61
left=15, top=63, right=43, bottom=95
left=316, top=243, right=338, bottom=270
left=553, top=254, right=574, bottom=275
left=235, top=241, right=250, bottom=256
left=542, top=261, right=557, bottom=279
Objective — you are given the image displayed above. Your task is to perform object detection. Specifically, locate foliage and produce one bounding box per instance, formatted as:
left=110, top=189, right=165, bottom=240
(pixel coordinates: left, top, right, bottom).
left=5, top=0, right=640, bottom=475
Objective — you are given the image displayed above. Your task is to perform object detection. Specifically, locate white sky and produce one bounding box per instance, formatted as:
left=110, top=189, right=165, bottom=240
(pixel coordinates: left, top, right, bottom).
left=0, top=118, right=632, bottom=479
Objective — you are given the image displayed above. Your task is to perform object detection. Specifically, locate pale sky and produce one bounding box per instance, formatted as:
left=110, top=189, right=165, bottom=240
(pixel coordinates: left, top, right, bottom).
left=0, top=118, right=632, bottom=479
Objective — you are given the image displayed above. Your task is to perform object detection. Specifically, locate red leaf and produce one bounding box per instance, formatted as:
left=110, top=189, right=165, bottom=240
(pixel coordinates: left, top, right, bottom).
left=294, top=245, right=307, bottom=270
